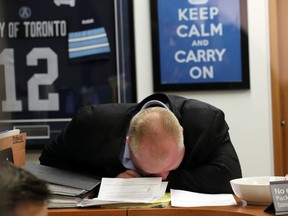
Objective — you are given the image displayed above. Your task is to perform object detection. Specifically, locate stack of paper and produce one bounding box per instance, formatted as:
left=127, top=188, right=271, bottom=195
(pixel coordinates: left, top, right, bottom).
left=48, top=183, right=88, bottom=197
left=77, top=177, right=168, bottom=208
left=170, top=189, right=237, bottom=207
left=99, top=193, right=171, bottom=209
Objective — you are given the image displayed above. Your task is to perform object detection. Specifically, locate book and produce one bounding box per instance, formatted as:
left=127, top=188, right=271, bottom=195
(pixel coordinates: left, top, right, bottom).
left=48, top=183, right=93, bottom=197
left=48, top=194, right=83, bottom=209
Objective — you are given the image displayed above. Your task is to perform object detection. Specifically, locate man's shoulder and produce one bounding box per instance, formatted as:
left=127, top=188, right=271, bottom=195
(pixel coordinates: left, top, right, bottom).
left=168, top=94, right=221, bottom=112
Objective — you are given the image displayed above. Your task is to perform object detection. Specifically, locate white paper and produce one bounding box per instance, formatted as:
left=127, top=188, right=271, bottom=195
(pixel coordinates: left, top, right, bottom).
left=98, top=177, right=166, bottom=203
left=171, top=189, right=237, bottom=207
left=77, top=178, right=168, bottom=207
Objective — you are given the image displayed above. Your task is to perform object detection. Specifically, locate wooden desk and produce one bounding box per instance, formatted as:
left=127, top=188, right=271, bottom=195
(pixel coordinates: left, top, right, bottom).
left=128, top=202, right=272, bottom=216
left=48, top=208, right=127, bottom=216
left=48, top=202, right=272, bottom=216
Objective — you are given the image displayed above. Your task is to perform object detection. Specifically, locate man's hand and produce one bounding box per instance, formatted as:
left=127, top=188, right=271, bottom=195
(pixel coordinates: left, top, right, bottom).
left=116, top=170, right=142, bottom=178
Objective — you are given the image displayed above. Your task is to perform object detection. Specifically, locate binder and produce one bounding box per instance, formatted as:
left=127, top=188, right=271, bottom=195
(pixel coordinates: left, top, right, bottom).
left=24, top=163, right=101, bottom=192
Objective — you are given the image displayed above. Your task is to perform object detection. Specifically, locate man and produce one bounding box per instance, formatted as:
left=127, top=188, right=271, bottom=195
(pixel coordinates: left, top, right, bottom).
left=40, top=93, right=242, bottom=193
left=0, top=161, right=51, bottom=216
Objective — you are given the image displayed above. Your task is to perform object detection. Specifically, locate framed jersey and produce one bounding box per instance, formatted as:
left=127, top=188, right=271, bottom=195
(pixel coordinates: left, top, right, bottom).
left=0, top=0, right=136, bottom=148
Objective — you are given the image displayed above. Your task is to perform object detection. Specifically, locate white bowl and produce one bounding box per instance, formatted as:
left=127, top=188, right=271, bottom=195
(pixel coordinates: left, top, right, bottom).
left=230, top=176, right=285, bottom=205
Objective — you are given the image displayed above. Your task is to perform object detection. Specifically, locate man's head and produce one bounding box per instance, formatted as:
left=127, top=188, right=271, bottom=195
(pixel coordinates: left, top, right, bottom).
left=127, top=107, right=185, bottom=180
left=0, top=162, right=51, bottom=216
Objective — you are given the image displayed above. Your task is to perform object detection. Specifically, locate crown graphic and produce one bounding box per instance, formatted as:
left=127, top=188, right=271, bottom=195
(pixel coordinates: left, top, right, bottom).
left=188, top=0, right=209, bottom=5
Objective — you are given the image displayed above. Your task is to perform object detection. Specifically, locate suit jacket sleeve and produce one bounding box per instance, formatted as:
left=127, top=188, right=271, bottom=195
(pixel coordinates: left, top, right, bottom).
left=167, top=99, right=242, bottom=194
left=39, top=103, right=132, bottom=175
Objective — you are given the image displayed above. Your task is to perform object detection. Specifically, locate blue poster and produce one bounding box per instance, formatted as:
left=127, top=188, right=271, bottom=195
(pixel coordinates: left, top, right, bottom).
left=157, top=0, right=243, bottom=84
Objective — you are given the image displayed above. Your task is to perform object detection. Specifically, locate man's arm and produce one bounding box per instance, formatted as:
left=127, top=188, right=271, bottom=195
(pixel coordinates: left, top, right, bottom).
left=39, top=103, right=133, bottom=175
left=39, top=118, right=76, bottom=169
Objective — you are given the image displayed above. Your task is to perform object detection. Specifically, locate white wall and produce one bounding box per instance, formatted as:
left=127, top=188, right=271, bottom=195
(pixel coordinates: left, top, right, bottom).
left=133, top=0, right=273, bottom=177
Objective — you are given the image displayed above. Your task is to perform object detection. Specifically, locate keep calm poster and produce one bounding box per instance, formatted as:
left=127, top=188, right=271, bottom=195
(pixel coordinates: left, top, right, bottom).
left=156, top=0, right=245, bottom=85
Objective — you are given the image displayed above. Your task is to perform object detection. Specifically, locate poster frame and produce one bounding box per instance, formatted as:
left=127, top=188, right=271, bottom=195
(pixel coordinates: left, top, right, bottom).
left=150, top=0, right=250, bottom=91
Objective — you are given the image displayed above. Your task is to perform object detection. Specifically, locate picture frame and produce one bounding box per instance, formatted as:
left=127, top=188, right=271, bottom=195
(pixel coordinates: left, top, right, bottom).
left=0, top=0, right=136, bottom=148
left=150, top=0, right=250, bottom=91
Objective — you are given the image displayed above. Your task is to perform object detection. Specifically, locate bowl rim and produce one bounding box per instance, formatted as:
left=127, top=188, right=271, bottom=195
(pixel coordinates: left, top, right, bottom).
left=230, top=176, right=285, bottom=185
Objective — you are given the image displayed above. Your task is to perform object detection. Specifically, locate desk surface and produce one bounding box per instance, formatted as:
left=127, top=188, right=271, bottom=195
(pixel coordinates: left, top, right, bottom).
left=128, top=203, right=272, bottom=216
left=48, top=201, right=273, bottom=216
left=48, top=208, right=127, bottom=216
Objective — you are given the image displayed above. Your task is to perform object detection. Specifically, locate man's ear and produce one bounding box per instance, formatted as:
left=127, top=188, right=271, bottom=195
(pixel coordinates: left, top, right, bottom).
left=126, top=136, right=130, bottom=144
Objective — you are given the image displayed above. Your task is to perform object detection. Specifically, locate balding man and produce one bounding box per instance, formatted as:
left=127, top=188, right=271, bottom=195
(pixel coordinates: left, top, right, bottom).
left=40, top=93, right=242, bottom=193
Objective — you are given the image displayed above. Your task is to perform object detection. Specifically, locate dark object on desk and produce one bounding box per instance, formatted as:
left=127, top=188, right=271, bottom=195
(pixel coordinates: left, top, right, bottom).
left=265, top=180, right=288, bottom=215
left=24, top=163, right=101, bottom=191
left=0, top=132, right=26, bottom=167
left=0, top=147, right=14, bottom=163
left=264, top=203, right=275, bottom=213
left=24, top=163, right=101, bottom=209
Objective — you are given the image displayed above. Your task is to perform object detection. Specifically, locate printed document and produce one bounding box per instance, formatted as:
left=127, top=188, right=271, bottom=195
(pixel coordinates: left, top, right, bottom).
left=77, top=177, right=167, bottom=207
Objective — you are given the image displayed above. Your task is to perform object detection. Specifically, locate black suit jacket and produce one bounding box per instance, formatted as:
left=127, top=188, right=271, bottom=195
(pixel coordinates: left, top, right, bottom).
left=39, top=93, right=242, bottom=193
